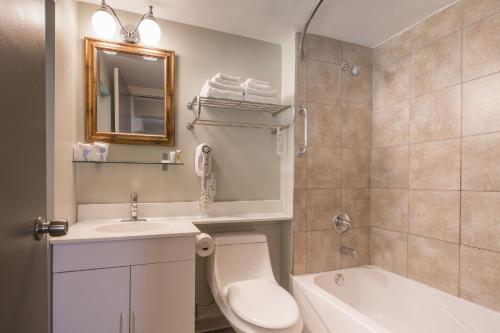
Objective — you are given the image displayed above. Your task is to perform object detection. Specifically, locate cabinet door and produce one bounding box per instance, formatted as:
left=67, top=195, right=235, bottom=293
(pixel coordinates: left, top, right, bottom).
left=53, top=267, right=130, bottom=333
left=131, top=260, right=195, bottom=333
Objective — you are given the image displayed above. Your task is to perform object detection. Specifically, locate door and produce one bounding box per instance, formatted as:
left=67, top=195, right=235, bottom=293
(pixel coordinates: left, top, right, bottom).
left=52, top=267, right=131, bottom=333
left=0, top=1, right=54, bottom=332
left=131, top=261, right=195, bottom=333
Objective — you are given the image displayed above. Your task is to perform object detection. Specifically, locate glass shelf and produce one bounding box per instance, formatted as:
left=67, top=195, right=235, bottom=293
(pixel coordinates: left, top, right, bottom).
left=73, top=160, right=183, bottom=170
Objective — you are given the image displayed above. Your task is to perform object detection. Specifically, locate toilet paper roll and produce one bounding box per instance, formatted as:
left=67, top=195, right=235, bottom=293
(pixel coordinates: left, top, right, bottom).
left=196, top=233, right=215, bottom=257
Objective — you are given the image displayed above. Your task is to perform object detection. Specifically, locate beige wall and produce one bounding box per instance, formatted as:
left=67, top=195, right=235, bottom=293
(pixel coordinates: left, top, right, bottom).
left=54, top=0, right=78, bottom=223
left=74, top=2, right=282, bottom=204
left=292, top=33, right=373, bottom=274
left=371, top=0, right=500, bottom=312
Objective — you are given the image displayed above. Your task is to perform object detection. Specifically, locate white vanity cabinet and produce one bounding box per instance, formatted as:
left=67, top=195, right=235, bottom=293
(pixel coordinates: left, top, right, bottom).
left=53, top=267, right=131, bottom=333
left=130, top=261, right=194, bottom=333
left=52, top=236, right=196, bottom=333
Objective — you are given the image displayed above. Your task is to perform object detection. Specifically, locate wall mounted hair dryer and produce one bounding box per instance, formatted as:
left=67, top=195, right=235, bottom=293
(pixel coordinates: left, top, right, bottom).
left=195, top=143, right=216, bottom=207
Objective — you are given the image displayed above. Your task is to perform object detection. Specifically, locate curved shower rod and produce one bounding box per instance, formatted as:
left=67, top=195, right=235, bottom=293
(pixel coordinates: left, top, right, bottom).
left=299, top=0, right=325, bottom=60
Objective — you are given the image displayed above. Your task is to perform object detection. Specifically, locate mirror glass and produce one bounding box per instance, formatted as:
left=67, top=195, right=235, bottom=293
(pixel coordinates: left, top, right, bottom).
left=86, top=38, right=175, bottom=145
left=96, top=49, right=165, bottom=135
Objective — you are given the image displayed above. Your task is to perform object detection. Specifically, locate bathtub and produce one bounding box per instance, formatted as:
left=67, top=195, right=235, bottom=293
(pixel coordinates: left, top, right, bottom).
left=291, top=265, right=500, bottom=333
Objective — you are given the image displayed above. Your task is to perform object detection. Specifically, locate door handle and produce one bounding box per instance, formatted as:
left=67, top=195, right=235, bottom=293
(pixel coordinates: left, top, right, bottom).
left=33, top=217, right=68, bottom=240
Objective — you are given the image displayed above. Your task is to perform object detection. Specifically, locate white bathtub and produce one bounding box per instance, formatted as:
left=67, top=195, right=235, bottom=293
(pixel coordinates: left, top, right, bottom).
left=291, top=265, right=500, bottom=333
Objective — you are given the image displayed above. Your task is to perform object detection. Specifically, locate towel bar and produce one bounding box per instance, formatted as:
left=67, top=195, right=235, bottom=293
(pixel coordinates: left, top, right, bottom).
left=186, top=96, right=295, bottom=133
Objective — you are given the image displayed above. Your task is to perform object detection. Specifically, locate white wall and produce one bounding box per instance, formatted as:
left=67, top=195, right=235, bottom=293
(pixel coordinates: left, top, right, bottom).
left=74, top=2, right=283, bottom=204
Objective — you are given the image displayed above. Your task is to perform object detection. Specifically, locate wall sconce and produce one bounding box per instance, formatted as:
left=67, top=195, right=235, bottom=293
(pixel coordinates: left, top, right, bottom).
left=92, top=0, right=161, bottom=46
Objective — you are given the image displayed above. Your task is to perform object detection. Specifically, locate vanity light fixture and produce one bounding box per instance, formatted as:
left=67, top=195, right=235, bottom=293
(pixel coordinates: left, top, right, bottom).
left=142, top=56, right=159, bottom=61
left=92, top=0, right=162, bottom=46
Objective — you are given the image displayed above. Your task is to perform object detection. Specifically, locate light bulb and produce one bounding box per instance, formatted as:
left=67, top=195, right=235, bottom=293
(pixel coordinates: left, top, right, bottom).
left=92, top=8, right=116, bottom=39
left=138, top=17, right=161, bottom=45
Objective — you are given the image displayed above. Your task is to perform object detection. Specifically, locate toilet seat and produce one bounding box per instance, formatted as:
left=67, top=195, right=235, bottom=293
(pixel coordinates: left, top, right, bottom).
left=226, top=279, right=301, bottom=330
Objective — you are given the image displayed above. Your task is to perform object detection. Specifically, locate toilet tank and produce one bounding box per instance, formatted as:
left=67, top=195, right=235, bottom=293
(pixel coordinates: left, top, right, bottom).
left=208, top=232, right=277, bottom=292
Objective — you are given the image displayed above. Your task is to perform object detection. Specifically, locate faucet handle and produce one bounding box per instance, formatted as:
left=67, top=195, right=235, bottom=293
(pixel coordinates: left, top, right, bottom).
left=332, top=212, right=352, bottom=234
left=131, top=192, right=138, bottom=202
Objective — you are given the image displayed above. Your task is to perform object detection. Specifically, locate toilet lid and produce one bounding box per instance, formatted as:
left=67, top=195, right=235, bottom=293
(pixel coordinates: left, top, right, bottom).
left=226, top=279, right=300, bottom=330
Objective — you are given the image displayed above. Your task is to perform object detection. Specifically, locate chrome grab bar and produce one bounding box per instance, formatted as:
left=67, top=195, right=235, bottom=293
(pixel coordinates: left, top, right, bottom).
left=298, top=106, right=308, bottom=156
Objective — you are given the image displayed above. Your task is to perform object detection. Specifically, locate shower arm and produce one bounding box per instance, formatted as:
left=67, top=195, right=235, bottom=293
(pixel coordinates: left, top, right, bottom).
left=299, top=0, right=325, bottom=60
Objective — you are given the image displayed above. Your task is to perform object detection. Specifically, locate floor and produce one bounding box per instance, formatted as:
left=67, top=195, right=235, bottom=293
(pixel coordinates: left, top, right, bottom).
left=208, top=328, right=235, bottom=333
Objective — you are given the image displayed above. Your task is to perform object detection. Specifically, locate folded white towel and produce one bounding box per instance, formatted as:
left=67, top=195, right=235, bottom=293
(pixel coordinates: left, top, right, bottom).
left=244, top=86, right=278, bottom=97
left=241, top=80, right=274, bottom=91
left=93, top=142, right=109, bottom=162
left=201, top=81, right=243, bottom=101
left=207, top=79, right=243, bottom=92
left=212, top=76, right=241, bottom=87
left=244, top=94, right=279, bottom=104
left=215, top=73, right=241, bottom=82
left=74, top=142, right=93, bottom=161
left=247, top=78, right=271, bottom=86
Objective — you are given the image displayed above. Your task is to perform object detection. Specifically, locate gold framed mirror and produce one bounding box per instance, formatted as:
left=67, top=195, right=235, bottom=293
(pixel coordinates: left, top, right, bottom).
left=85, top=37, right=175, bottom=145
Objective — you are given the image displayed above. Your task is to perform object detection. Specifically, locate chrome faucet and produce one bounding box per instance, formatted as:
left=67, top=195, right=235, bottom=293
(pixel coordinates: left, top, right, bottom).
left=131, top=192, right=139, bottom=220
left=122, top=192, right=146, bottom=222
left=340, top=246, right=357, bottom=259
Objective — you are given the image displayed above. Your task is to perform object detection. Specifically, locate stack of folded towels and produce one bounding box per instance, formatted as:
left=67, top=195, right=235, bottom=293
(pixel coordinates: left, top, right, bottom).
left=200, top=73, right=279, bottom=104
left=241, top=78, right=278, bottom=104
left=200, top=73, right=244, bottom=101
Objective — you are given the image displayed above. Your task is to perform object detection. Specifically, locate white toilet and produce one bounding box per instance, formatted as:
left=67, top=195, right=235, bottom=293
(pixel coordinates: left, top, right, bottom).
left=207, top=232, right=303, bottom=333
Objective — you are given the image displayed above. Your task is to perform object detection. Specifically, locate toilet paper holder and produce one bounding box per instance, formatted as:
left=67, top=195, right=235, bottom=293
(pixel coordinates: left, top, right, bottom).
left=195, top=233, right=215, bottom=257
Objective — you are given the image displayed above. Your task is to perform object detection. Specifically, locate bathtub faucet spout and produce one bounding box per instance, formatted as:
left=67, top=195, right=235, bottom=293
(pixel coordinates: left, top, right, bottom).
left=340, top=246, right=357, bottom=258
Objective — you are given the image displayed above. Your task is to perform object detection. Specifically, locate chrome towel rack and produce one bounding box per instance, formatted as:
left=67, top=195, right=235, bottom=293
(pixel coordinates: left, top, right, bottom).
left=186, top=96, right=295, bottom=132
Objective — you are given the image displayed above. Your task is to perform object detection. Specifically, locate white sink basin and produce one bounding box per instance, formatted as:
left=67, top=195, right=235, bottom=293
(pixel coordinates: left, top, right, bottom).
left=95, top=222, right=166, bottom=234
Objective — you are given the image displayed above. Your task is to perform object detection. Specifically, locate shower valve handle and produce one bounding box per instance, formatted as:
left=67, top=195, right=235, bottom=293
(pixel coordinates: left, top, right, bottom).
left=332, top=212, right=351, bottom=234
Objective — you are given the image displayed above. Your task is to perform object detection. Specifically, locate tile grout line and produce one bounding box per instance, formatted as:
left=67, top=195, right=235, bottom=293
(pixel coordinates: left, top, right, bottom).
left=458, top=15, right=464, bottom=298
left=303, top=55, right=309, bottom=274
left=339, top=43, right=345, bottom=270
left=372, top=128, right=500, bottom=151
left=406, top=41, right=412, bottom=278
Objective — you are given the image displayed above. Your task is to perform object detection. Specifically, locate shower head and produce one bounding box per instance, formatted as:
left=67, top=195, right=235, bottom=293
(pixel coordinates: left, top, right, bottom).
left=342, top=63, right=361, bottom=77
left=350, top=65, right=361, bottom=77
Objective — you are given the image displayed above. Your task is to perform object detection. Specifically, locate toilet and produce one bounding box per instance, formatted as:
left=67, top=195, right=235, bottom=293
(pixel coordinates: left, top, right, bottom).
left=207, top=232, right=303, bottom=333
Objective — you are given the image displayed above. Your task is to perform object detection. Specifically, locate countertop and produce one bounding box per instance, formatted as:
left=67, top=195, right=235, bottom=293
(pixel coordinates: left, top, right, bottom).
left=49, top=218, right=201, bottom=244
left=49, top=212, right=292, bottom=244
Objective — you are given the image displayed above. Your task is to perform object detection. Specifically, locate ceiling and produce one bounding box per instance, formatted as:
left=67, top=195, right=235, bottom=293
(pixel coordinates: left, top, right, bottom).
left=81, top=0, right=458, bottom=47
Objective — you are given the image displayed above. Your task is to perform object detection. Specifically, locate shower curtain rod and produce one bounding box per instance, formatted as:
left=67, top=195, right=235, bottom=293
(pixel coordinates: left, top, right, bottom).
left=299, top=0, right=325, bottom=60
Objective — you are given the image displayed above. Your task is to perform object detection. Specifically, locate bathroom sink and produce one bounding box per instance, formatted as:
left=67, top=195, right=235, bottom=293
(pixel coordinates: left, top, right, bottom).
left=94, top=222, right=166, bottom=234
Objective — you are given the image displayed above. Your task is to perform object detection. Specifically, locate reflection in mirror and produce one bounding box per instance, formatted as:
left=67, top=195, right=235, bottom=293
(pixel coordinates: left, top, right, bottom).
left=86, top=38, right=175, bottom=145
left=96, top=50, right=165, bottom=135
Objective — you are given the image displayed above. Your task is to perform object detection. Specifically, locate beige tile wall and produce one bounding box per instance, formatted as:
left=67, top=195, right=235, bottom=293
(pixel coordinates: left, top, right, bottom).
left=371, top=0, right=500, bottom=312
left=293, top=34, right=373, bottom=274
